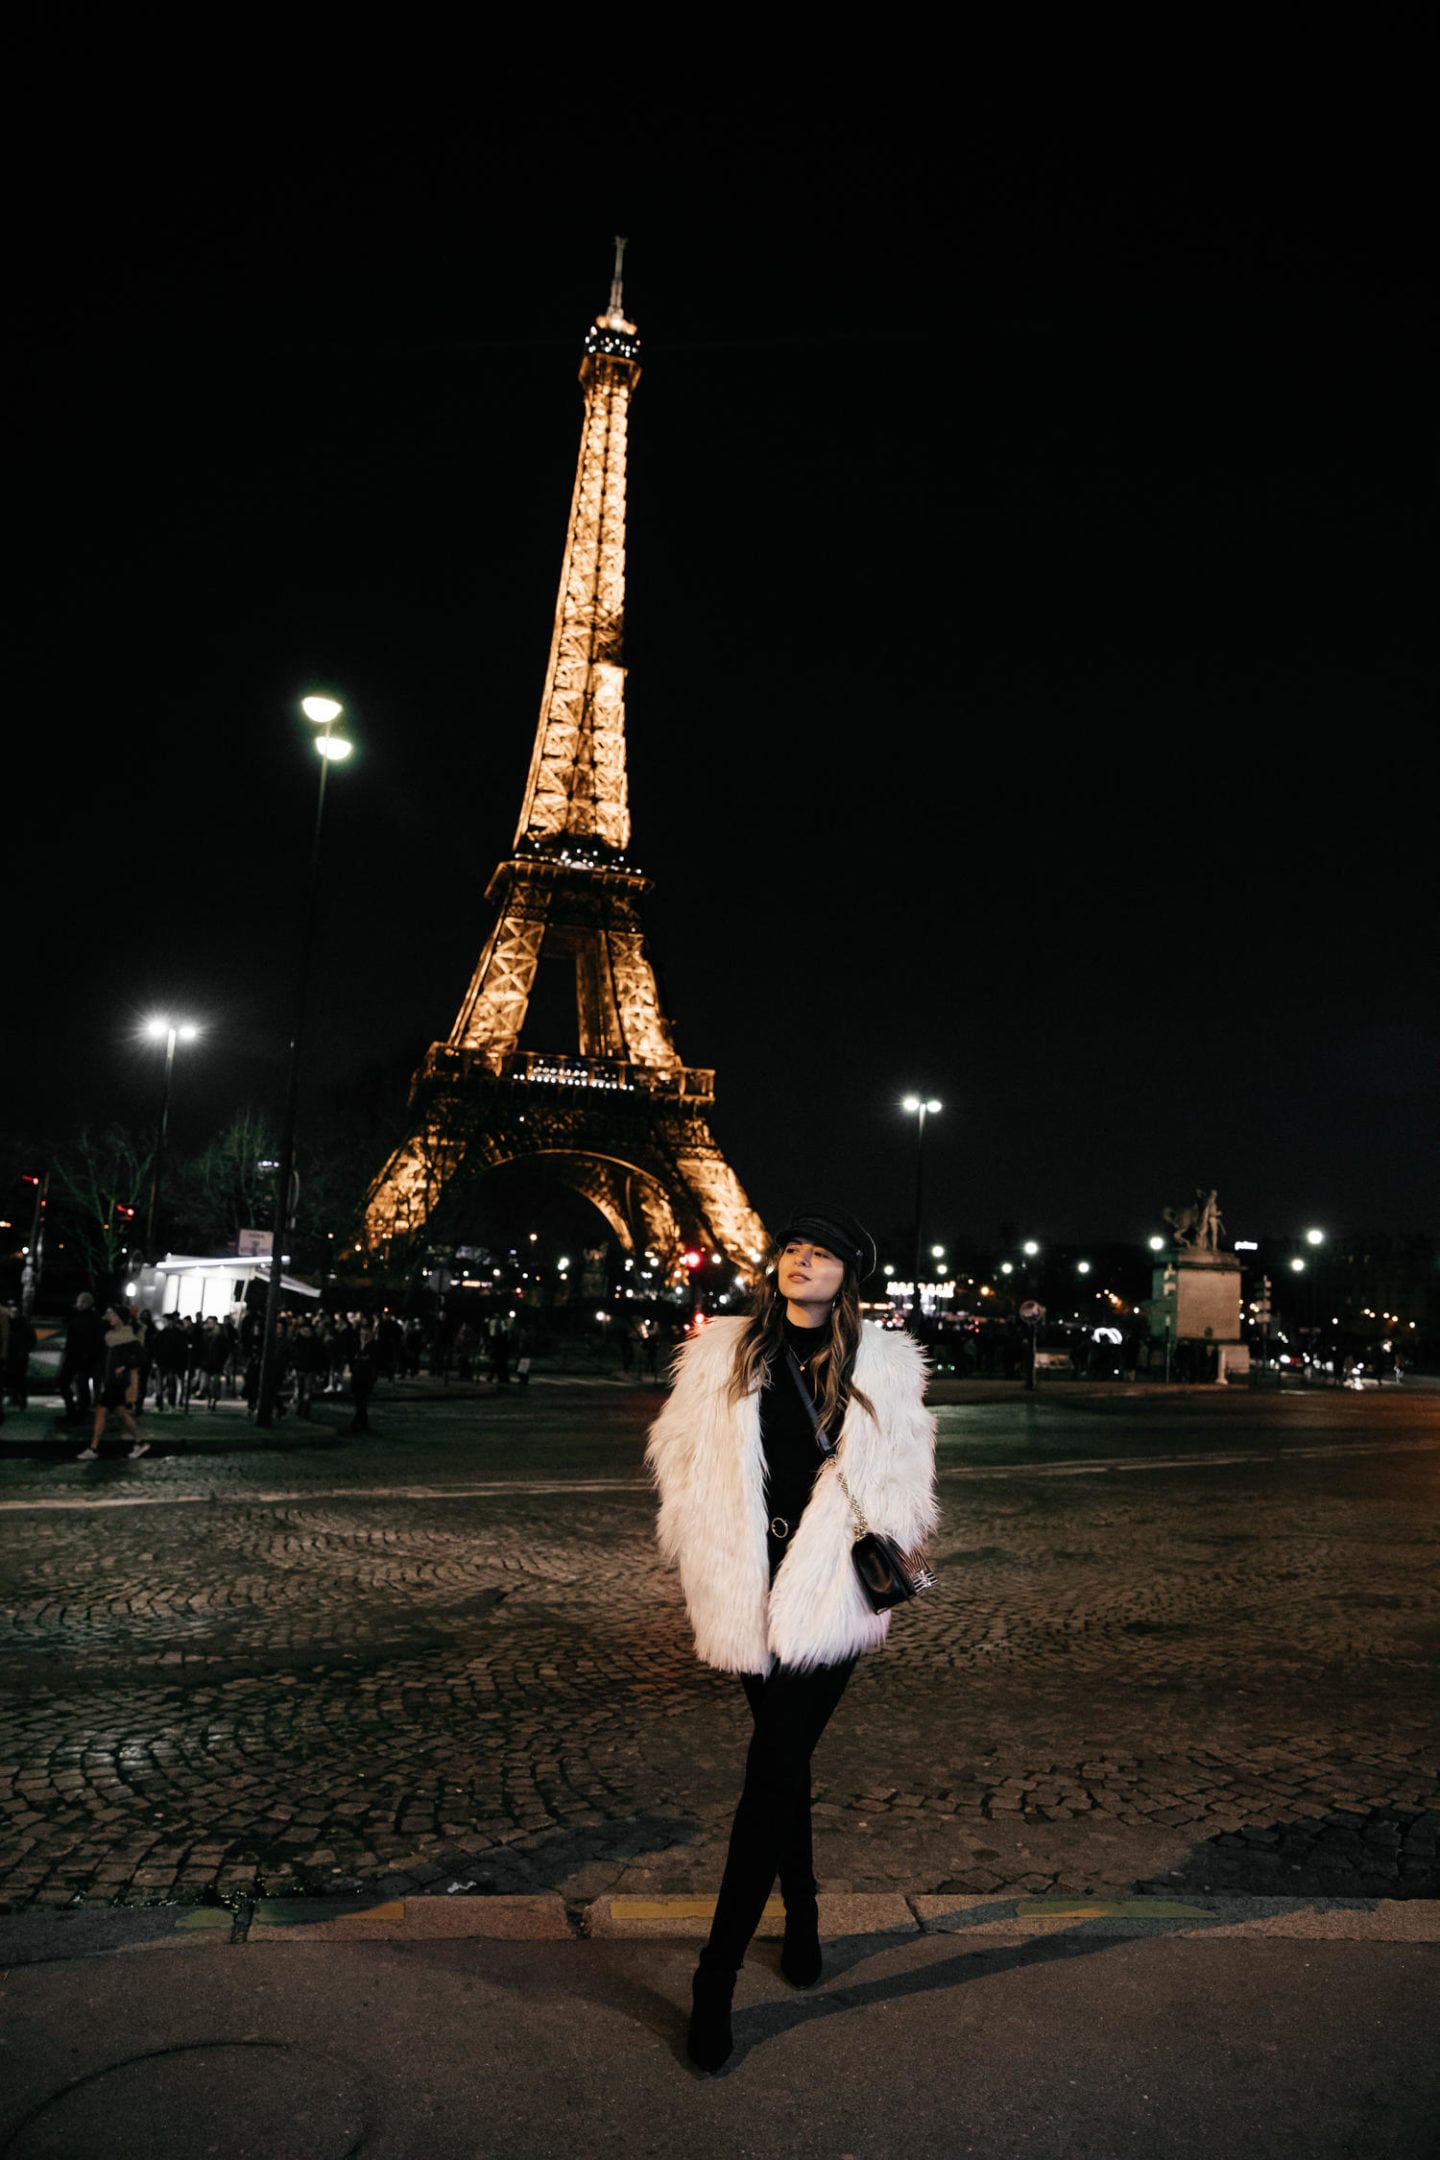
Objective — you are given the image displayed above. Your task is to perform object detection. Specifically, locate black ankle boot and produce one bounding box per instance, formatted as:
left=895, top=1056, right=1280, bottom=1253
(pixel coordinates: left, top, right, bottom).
left=687, top=1955, right=736, bottom=2072
left=781, top=1896, right=822, bottom=1987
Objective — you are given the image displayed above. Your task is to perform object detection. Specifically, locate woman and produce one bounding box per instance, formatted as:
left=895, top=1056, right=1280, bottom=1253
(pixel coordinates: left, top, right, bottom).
left=76, top=1305, right=148, bottom=1460
left=646, top=1205, right=937, bottom=2072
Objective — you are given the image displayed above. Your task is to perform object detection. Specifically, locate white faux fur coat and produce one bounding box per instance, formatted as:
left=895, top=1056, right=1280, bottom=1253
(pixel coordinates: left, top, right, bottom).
left=645, top=1316, right=938, bottom=1674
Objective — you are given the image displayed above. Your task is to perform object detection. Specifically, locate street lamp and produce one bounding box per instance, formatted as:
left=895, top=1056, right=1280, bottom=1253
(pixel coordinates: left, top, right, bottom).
left=902, top=1094, right=941, bottom=1319
left=142, top=1016, right=201, bottom=1256
left=1302, top=1229, right=1327, bottom=1347
left=255, top=693, right=353, bottom=1429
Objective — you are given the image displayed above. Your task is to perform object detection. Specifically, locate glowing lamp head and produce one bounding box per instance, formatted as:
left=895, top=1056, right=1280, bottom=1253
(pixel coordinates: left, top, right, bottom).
left=301, top=695, right=344, bottom=725
left=316, top=735, right=353, bottom=761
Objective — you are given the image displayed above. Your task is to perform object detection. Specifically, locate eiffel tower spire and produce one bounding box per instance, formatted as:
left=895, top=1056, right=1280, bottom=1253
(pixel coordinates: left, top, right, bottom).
left=364, top=251, right=768, bottom=1284
left=514, top=235, right=640, bottom=859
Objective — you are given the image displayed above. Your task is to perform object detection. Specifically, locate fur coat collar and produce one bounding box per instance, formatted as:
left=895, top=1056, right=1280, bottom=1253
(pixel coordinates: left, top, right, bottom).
left=645, top=1315, right=937, bottom=1674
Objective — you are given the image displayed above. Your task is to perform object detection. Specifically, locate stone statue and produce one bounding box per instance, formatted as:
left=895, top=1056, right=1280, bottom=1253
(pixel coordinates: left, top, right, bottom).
left=1163, top=1188, right=1224, bottom=1251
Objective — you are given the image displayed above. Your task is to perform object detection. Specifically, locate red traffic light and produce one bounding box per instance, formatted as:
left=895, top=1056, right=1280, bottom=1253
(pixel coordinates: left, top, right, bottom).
left=682, top=1250, right=702, bottom=1270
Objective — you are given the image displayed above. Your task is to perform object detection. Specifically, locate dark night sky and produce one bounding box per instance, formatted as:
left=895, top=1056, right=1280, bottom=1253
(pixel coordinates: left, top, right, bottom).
left=7, top=31, right=1438, bottom=1264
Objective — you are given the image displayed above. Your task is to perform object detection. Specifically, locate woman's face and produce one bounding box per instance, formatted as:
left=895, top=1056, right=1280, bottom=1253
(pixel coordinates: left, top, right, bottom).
left=776, top=1239, right=846, bottom=1316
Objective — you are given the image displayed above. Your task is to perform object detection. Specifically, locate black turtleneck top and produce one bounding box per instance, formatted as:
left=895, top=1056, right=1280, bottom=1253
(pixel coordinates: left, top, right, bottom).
left=760, top=1317, right=842, bottom=1535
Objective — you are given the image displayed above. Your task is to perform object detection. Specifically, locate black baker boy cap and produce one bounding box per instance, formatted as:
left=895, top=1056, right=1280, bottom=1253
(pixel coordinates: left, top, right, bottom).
left=773, top=1206, right=878, bottom=1285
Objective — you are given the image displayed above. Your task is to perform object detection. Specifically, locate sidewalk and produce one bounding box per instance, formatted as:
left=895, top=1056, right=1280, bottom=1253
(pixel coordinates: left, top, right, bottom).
left=2, top=1893, right=1436, bottom=2157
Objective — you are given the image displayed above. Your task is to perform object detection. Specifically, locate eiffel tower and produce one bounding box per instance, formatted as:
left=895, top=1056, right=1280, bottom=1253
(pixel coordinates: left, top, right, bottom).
left=364, top=242, right=768, bottom=1286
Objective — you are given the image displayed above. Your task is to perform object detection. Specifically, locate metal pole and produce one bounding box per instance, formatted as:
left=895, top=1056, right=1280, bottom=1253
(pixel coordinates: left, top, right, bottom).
left=910, top=1104, right=926, bottom=1321
left=21, top=1173, right=48, bottom=1318
left=255, top=748, right=332, bottom=1429
left=145, top=1029, right=177, bottom=1257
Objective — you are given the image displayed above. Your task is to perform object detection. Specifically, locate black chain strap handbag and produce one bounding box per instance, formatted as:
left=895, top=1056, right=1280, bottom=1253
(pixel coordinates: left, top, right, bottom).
left=784, top=1350, right=937, bottom=1612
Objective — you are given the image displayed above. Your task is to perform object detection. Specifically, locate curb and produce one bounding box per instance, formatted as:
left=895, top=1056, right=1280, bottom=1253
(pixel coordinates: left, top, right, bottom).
left=3, top=1893, right=1438, bottom=1963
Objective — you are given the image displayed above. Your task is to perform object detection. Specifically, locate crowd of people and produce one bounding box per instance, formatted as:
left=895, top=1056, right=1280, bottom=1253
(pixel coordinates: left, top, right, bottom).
left=48, top=1297, right=545, bottom=1454
left=53, top=1297, right=436, bottom=1443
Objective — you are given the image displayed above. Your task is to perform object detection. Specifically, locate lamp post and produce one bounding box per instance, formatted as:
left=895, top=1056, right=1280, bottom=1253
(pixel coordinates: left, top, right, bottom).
left=902, top=1094, right=941, bottom=1320
left=1304, top=1227, right=1325, bottom=1360
left=255, top=694, right=352, bottom=1430
left=143, top=1017, right=200, bottom=1257
left=19, top=1171, right=48, bottom=1317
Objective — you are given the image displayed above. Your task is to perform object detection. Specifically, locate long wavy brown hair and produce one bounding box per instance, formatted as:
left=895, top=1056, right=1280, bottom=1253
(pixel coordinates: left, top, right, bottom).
left=726, top=1251, right=876, bottom=1435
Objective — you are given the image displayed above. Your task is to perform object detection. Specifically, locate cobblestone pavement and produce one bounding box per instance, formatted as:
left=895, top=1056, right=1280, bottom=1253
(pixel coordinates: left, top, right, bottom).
left=1, top=1377, right=1436, bottom=1914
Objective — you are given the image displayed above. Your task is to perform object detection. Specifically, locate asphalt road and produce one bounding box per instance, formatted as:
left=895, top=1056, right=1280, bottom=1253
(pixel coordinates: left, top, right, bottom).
left=1, top=1372, right=1437, bottom=1914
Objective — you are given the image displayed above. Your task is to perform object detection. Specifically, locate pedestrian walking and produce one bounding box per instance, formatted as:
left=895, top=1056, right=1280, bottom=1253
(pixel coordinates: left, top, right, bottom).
left=200, top=1316, right=231, bottom=1411
left=1, top=1300, right=36, bottom=1412
left=77, top=1305, right=148, bottom=1459
left=645, top=1205, right=937, bottom=2073
left=347, top=1324, right=377, bottom=1432
left=152, top=1312, right=189, bottom=1411
left=488, top=1314, right=512, bottom=1386
left=57, top=1290, right=106, bottom=1426
left=290, top=1317, right=324, bottom=1416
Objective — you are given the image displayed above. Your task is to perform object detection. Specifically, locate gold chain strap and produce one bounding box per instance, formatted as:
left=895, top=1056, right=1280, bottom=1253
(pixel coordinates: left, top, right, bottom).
left=830, top=1458, right=870, bottom=1538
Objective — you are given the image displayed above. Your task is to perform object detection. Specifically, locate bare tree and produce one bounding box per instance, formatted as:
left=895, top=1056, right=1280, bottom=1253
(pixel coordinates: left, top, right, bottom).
left=46, top=1125, right=152, bottom=1292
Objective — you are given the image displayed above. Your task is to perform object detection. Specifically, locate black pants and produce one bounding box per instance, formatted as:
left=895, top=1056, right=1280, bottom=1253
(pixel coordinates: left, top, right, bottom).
left=61, top=1371, right=93, bottom=1424
left=703, top=1655, right=857, bottom=1971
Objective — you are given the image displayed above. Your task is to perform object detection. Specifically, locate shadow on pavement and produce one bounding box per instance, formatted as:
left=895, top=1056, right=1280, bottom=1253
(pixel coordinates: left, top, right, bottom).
left=1137, top=1807, right=1440, bottom=1899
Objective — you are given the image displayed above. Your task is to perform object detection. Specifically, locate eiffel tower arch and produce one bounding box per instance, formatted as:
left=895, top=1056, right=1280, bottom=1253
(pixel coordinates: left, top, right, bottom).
left=365, top=244, right=769, bottom=1287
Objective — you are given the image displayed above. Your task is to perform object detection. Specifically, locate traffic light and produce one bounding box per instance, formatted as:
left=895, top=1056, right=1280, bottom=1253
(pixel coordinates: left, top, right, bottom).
left=682, top=1250, right=702, bottom=1271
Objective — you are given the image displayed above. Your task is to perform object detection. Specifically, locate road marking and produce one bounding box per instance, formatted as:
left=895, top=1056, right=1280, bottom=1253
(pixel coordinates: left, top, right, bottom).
left=606, top=1897, right=784, bottom=1920
left=0, top=1480, right=655, bottom=1513
left=0, top=1436, right=1433, bottom=1513
left=935, top=1437, right=1440, bottom=1478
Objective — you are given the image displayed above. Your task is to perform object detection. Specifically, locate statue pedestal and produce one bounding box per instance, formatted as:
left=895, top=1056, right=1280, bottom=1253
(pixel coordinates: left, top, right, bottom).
left=1151, top=1248, right=1248, bottom=1380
